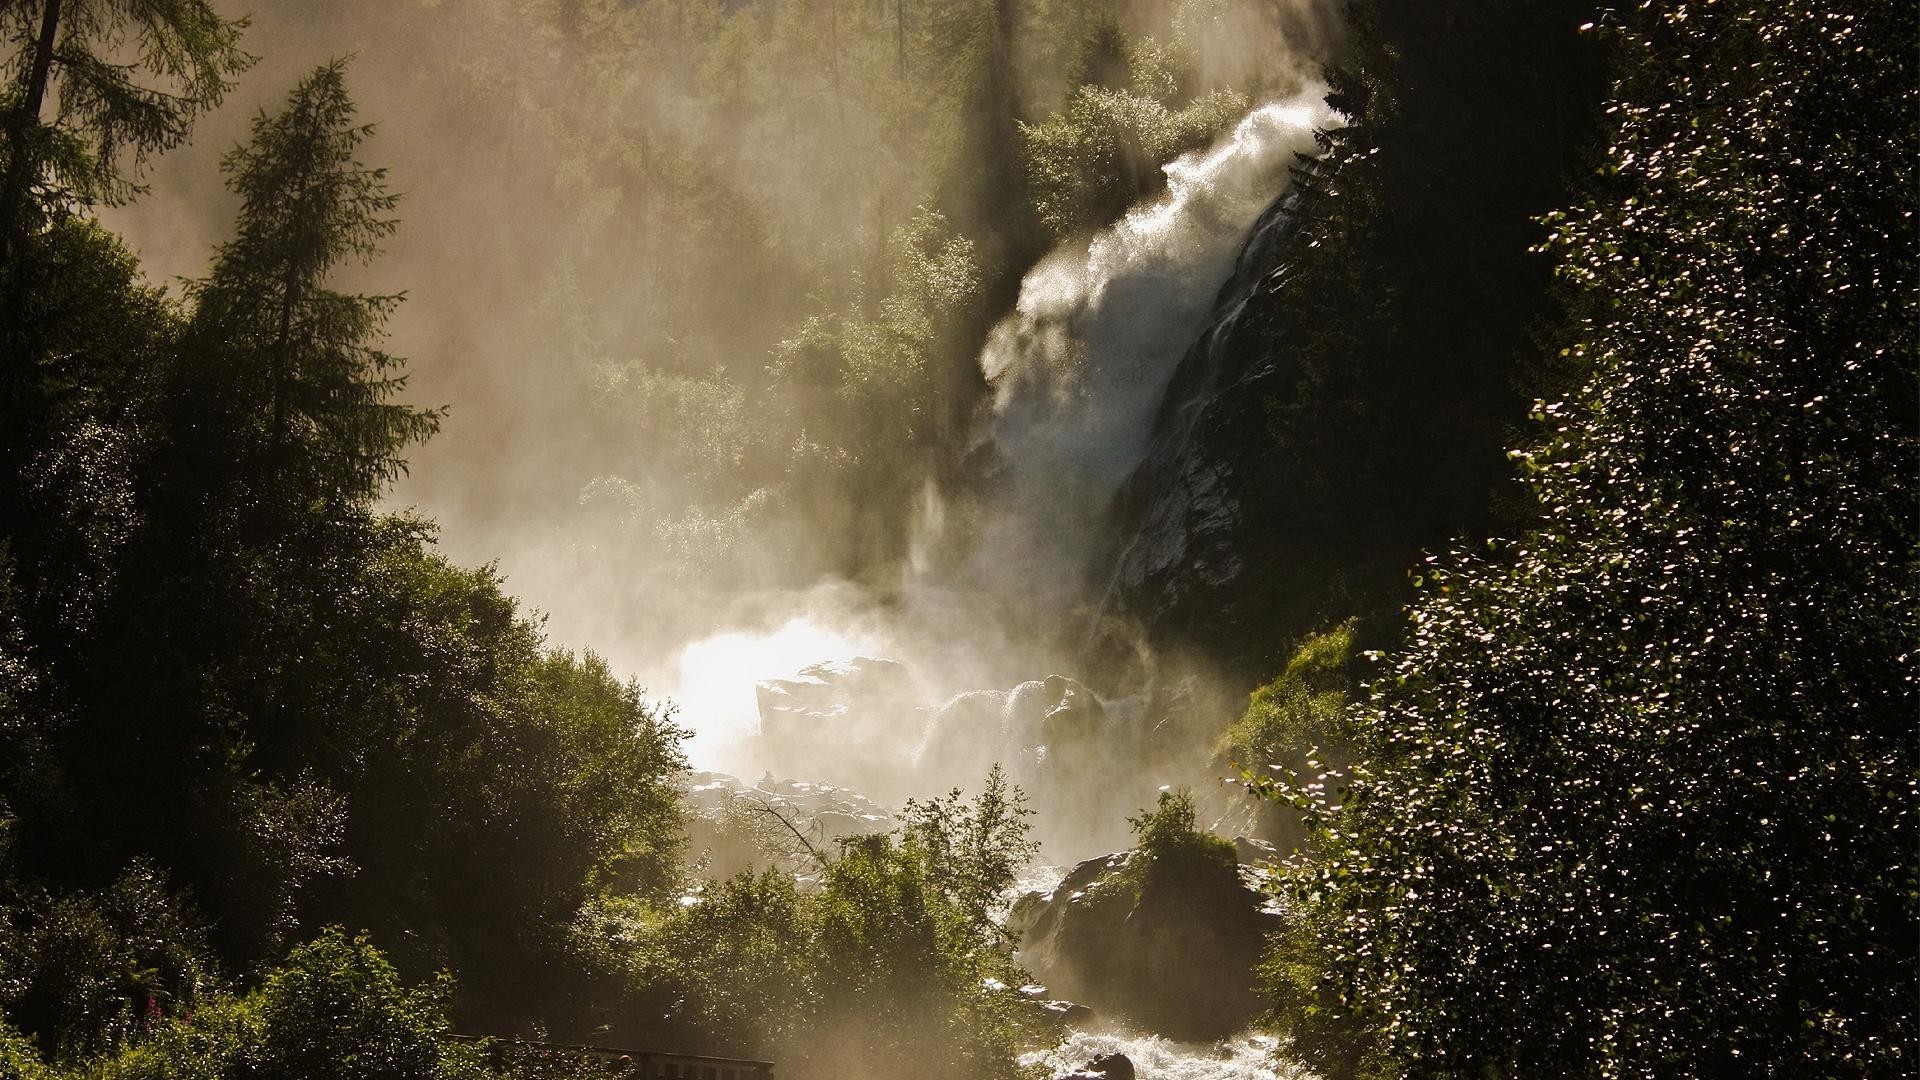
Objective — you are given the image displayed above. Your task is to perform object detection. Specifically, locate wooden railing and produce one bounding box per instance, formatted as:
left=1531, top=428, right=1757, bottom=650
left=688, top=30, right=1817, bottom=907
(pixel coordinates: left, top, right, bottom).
left=447, top=1034, right=775, bottom=1079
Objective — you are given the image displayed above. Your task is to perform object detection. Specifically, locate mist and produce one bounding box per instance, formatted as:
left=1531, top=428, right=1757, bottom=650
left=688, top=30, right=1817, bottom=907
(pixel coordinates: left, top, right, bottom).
left=101, top=0, right=1339, bottom=860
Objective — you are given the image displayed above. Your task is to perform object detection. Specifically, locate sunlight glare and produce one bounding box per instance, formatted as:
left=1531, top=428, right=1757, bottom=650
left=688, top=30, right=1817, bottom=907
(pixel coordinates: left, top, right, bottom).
left=668, top=616, right=881, bottom=772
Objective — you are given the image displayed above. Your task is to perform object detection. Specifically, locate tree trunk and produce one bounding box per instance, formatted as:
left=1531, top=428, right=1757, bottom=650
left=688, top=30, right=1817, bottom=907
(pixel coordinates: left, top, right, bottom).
left=2, top=0, right=63, bottom=255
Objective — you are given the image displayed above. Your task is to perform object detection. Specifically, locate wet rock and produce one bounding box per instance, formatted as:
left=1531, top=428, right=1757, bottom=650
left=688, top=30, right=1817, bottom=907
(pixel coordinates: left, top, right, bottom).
left=1090, top=195, right=1305, bottom=689
left=1031, top=997, right=1095, bottom=1026
left=1058, top=1052, right=1135, bottom=1080
left=917, top=674, right=1110, bottom=789
left=918, top=675, right=1150, bottom=859
left=1014, top=843, right=1281, bottom=1041
left=1233, top=834, right=1279, bottom=865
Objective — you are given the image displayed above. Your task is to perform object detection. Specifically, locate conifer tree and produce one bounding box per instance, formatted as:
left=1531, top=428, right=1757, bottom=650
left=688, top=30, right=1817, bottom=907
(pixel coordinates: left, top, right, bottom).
left=0, top=0, right=249, bottom=251
left=0, top=0, right=249, bottom=522
left=187, top=60, right=441, bottom=508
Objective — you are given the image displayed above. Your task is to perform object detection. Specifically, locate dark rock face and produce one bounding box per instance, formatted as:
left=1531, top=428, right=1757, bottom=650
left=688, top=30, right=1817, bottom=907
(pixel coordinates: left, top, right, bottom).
left=1013, top=846, right=1283, bottom=1041
left=1090, top=195, right=1309, bottom=689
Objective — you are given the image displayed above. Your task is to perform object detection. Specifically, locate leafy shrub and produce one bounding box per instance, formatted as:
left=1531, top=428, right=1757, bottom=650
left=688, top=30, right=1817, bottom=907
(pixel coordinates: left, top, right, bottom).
left=603, top=772, right=1040, bottom=1080
left=246, top=928, right=455, bottom=1080
left=633, top=871, right=810, bottom=1056
left=1126, top=790, right=1236, bottom=895
left=0, top=1016, right=49, bottom=1079
left=899, top=764, right=1038, bottom=939
left=1023, top=85, right=1248, bottom=239
left=0, top=862, right=215, bottom=1063
left=1, top=929, right=491, bottom=1080
left=1220, top=622, right=1355, bottom=773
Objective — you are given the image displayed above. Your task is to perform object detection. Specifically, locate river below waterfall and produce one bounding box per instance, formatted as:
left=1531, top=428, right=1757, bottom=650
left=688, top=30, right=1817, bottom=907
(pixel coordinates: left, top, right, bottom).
left=1024, top=1029, right=1315, bottom=1080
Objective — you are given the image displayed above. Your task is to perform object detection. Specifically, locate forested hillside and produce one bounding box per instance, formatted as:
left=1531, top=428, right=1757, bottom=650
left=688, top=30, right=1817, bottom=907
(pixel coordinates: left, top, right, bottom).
left=0, top=0, right=1910, bottom=1078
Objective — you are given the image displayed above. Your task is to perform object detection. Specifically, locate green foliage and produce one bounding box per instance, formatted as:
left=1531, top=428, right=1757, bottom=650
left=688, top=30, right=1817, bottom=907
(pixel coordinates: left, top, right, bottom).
left=0, top=0, right=249, bottom=223
left=246, top=929, right=453, bottom=1080
left=0, top=861, right=215, bottom=1064
left=604, top=772, right=1040, bottom=1079
left=764, top=210, right=982, bottom=569
left=1260, top=1, right=1918, bottom=1075
left=1023, top=81, right=1246, bottom=239
left=772, top=209, right=980, bottom=455
left=898, top=763, right=1038, bottom=940
left=799, top=831, right=1034, bottom=1080
left=306, top=538, right=688, bottom=1020
left=1125, top=790, right=1236, bottom=896
left=0, top=60, right=689, bottom=1050
left=1221, top=622, right=1355, bottom=773
left=632, top=871, right=810, bottom=1053
left=21, top=930, right=493, bottom=1080
left=0, top=1015, right=49, bottom=1080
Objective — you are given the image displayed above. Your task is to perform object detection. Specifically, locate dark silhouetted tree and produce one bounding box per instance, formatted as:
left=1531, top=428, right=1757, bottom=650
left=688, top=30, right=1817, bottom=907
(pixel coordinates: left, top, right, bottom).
left=187, top=60, right=440, bottom=511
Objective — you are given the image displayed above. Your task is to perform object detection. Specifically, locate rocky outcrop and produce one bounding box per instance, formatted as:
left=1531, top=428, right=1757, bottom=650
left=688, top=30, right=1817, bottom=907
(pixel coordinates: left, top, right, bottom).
left=1011, top=845, right=1283, bottom=1041
left=751, top=657, right=1164, bottom=861
left=918, top=673, right=1149, bottom=857
left=1057, top=1052, right=1135, bottom=1080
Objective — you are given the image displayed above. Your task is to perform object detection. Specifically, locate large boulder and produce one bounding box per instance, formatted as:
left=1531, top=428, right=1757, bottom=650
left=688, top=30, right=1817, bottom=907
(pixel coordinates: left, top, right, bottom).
left=1013, top=845, right=1282, bottom=1041
left=1057, top=1052, right=1135, bottom=1080
left=917, top=674, right=1111, bottom=786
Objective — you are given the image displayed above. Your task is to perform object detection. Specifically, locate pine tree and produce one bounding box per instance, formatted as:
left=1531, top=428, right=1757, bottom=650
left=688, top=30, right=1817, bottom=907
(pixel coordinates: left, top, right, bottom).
left=0, top=0, right=249, bottom=250
left=0, top=0, right=249, bottom=525
left=187, top=60, right=441, bottom=509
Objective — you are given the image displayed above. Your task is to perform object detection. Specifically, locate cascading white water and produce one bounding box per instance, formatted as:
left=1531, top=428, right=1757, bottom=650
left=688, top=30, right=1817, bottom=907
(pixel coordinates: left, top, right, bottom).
left=959, top=96, right=1330, bottom=606
left=1023, top=1030, right=1317, bottom=1080
left=673, top=97, right=1334, bottom=785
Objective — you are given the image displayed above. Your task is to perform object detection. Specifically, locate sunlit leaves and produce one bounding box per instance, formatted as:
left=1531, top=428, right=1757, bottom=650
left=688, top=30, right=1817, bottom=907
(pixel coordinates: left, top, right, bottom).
left=1022, top=83, right=1247, bottom=239
left=1269, top=1, right=1918, bottom=1075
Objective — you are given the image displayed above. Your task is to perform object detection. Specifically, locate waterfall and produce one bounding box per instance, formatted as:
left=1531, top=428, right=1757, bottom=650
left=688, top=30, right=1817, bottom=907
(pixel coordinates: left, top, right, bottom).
left=959, top=96, right=1330, bottom=607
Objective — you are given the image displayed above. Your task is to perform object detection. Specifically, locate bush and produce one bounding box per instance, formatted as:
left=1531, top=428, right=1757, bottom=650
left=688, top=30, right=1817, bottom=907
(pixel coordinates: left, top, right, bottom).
left=1258, top=1, right=1917, bottom=1075
left=0, top=862, right=215, bottom=1063
left=1127, top=790, right=1236, bottom=895
left=0, top=929, right=490, bottom=1080
left=1023, top=84, right=1248, bottom=239
left=601, top=772, right=1041, bottom=1080
left=0, top=1016, right=49, bottom=1080
left=1220, top=622, right=1355, bottom=773
left=246, top=928, right=455, bottom=1080
left=634, top=871, right=810, bottom=1057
